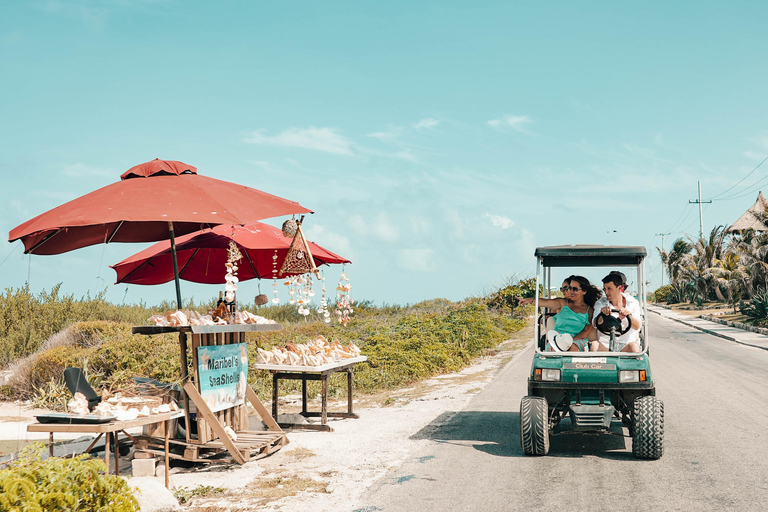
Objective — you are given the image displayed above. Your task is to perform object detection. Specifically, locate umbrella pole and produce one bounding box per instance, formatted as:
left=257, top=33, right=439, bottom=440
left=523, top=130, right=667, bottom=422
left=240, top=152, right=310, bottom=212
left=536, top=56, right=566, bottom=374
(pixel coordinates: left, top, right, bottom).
left=168, top=222, right=183, bottom=310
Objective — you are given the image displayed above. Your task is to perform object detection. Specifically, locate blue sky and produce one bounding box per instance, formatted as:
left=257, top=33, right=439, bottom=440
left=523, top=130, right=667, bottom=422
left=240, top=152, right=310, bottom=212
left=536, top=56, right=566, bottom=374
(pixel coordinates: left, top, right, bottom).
left=2, top=1, right=768, bottom=307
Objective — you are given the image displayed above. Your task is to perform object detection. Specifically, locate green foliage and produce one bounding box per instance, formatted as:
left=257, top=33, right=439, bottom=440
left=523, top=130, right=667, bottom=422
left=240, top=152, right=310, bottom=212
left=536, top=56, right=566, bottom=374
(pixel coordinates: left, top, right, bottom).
left=485, top=277, right=539, bottom=315
left=0, top=285, right=160, bottom=367
left=740, top=288, right=768, bottom=320
left=173, top=484, right=226, bottom=504
left=0, top=442, right=139, bottom=511
left=5, top=286, right=527, bottom=406
left=652, top=284, right=673, bottom=303
left=10, top=322, right=180, bottom=403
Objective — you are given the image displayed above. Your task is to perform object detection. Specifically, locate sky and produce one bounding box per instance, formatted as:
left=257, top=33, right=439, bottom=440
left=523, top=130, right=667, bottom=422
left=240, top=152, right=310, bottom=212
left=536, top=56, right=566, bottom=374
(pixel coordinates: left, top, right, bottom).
left=2, top=1, right=768, bottom=307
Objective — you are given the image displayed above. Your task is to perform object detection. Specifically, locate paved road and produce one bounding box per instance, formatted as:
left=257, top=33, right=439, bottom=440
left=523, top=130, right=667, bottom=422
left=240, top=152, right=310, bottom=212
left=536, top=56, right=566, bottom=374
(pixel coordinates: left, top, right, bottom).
left=357, top=313, right=768, bottom=512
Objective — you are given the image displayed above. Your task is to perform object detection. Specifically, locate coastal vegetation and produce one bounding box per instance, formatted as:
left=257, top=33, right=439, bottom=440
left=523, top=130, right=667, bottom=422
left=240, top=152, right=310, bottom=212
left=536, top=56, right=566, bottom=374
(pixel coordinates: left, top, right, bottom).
left=0, top=279, right=533, bottom=408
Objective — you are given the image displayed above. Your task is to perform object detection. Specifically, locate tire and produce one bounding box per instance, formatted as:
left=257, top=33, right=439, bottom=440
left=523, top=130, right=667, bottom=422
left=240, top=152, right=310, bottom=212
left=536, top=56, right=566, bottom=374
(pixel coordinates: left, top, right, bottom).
left=632, top=396, right=664, bottom=459
left=520, top=396, right=550, bottom=456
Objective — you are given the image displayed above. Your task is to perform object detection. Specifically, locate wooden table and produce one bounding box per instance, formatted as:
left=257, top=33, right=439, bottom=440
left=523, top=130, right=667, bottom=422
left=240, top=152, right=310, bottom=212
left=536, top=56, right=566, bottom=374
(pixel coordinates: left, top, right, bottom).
left=255, top=356, right=367, bottom=432
left=27, top=411, right=183, bottom=488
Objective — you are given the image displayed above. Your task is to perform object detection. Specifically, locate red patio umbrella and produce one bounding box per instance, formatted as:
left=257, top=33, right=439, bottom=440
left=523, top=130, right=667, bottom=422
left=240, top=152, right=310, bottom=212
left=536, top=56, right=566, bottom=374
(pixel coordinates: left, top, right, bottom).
left=8, top=159, right=313, bottom=308
left=111, top=221, right=350, bottom=285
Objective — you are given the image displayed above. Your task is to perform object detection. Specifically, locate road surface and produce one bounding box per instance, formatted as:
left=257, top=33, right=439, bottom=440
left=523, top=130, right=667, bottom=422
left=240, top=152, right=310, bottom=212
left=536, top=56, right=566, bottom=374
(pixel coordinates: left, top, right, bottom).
left=358, top=313, right=768, bottom=511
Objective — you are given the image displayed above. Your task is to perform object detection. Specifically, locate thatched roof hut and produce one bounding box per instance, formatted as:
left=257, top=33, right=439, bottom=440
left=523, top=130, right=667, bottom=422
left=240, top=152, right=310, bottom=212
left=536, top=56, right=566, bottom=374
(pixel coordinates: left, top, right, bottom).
left=727, top=191, right=768, bottom=233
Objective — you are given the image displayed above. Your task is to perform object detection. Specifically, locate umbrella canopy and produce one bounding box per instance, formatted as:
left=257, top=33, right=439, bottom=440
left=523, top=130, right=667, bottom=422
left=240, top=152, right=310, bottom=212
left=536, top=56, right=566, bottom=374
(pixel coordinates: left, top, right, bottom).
left=8, top=159, right=313, bottom=255
left=111, top=222, right=350, bottom=285
left=8, top=159, right=313, bottom=309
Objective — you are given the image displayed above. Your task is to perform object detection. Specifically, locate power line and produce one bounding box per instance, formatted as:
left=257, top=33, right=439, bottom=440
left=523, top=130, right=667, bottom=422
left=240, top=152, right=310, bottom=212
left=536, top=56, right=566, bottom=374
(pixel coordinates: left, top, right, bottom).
left=711, top=155, right=768, bottom=200
left=666, top=203, right=693, bottom=234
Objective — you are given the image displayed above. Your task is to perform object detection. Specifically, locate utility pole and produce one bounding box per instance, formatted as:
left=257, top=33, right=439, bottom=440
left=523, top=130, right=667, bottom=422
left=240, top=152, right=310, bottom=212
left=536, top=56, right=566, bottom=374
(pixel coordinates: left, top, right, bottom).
left=689, top=181, right=712, bottom=240
left=655, top=232, right=671, bottom=286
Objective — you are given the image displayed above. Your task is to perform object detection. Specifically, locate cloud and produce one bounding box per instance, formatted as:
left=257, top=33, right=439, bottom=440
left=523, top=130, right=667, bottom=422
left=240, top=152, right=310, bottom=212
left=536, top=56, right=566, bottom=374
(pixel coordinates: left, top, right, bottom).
left=245, top=127, right=353, bottom=155
left=367, top=127, right=402, bottom=142
left=302, top=224, right=354, bottom=262
left=484, top=214, right=514, bottom=229
left=743, top=151, right=767, bottom=162
left=488, top=114, right=532, bottom=133
left=392, top=150, right=419, bottom=163
left=349, top=213, right=399, bottom=242
left=62, top=163, right=113, bottom=178
left=517, top=228, right=536, bottom=261
left=413, top=118, right=440, bottom=131
left=398, top=249, right=436, bottom=272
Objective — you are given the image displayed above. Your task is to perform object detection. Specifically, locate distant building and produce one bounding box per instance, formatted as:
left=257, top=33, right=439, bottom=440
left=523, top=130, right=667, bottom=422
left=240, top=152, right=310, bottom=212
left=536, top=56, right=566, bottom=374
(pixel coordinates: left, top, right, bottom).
left=726, top=191, right=768, bottom=233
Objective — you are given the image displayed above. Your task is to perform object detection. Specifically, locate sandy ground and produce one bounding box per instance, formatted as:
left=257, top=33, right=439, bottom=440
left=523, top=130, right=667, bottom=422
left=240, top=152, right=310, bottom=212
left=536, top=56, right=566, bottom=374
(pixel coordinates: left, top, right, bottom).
left=0, top=327, right=531, bottom=511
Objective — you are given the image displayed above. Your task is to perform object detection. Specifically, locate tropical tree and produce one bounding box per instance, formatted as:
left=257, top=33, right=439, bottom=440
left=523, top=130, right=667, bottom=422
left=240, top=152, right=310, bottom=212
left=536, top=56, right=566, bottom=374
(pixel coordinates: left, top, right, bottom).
left=658, top=238, right=692, bottom=287
left=683, top=226, right=730, bottom=305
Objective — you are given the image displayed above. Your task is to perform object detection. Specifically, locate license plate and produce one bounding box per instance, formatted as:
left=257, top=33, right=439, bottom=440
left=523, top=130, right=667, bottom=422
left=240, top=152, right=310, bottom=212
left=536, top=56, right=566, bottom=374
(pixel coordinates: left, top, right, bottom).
left=577, top=357, right=607, bottom=363
left=564, top=363, right=616, bottom=370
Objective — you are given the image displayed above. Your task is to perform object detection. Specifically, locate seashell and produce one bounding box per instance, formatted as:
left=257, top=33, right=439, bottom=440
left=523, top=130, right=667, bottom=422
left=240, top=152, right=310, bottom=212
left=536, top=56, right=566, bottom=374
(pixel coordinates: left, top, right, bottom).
left=308, top=290, right=316, bottom=297
left=272, top=297, right=280, bottom=304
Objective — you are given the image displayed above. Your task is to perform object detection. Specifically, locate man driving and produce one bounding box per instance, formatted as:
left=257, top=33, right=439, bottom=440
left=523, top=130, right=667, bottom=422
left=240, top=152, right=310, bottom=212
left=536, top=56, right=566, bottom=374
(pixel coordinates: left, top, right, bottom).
left=590, top=271, right=642, bottom=352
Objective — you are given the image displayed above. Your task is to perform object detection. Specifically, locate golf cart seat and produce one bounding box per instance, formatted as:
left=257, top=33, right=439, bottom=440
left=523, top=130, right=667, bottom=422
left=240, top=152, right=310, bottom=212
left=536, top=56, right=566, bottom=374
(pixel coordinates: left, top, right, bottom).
left=537, top=312, right=556, bottom=350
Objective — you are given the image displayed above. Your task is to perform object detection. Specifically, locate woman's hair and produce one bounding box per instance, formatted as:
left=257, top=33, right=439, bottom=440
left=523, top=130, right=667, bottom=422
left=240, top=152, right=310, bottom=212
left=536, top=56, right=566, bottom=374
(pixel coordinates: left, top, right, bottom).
left=569, top=275, right=602, bottom=307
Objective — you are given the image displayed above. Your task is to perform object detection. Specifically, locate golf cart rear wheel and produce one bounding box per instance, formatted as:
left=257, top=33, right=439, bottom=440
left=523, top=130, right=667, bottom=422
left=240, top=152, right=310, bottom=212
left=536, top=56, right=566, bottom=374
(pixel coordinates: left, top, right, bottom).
left=632, top=396, right=664, bottom=459
left=520, top=396, right=550, bottom=456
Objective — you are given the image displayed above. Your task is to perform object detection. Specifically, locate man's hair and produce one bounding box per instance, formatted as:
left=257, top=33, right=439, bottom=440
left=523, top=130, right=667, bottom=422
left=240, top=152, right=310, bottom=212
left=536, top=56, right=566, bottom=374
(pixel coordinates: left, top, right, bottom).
left=602, top=273, right=624, bottom=288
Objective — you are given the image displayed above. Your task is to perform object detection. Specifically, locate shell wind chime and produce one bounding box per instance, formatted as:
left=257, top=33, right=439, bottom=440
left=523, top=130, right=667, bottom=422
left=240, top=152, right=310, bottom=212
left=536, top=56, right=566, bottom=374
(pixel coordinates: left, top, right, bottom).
left=225, top=240, right=242, bottom=303
left=335, top=267, right=353, bottom=326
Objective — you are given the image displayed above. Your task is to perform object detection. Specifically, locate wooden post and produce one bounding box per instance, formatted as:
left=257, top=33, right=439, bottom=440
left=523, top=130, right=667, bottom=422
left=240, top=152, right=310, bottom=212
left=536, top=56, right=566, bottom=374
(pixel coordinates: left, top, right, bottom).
left=272, top=373, right=279, bottom=421
left=179, top=332, right=191, bottom=444
left=321, top=375, right=328, bottom=425
left=347, top=369, right=354, bottom=415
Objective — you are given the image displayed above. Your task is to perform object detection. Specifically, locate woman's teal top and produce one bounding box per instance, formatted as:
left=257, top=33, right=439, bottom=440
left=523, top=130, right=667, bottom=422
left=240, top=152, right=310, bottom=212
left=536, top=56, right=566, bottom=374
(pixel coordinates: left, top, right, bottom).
left=553, top=305, right=589, bottom=337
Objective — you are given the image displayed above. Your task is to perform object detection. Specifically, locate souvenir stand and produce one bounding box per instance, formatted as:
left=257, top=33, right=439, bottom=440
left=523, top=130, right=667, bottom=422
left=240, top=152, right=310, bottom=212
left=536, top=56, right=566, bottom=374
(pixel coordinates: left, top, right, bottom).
left=132, top=323, right=288, bottom=465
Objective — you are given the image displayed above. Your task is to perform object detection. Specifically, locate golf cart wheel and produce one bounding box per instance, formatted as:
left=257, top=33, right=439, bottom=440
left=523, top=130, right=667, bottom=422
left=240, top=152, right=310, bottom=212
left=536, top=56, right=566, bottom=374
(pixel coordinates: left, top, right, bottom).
left=520, top=396, right=550, bottom=456
left=632, top=396, right=664, bottom=460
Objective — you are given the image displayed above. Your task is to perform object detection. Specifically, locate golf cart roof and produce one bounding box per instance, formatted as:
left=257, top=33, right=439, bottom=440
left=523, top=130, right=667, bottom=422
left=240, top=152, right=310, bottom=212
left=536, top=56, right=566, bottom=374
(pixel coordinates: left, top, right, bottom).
left=534, top=245, right=647, bottom=267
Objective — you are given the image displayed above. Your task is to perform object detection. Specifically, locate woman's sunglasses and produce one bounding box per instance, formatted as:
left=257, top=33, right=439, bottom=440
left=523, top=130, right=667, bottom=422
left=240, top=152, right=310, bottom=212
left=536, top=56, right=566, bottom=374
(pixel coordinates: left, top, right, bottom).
left=562, top=286, right=582, bottom=292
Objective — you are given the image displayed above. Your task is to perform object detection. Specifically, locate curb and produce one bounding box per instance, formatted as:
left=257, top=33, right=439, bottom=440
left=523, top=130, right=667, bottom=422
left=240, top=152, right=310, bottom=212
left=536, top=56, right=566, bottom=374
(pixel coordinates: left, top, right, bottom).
left=648, top=308, right=768, bottom=352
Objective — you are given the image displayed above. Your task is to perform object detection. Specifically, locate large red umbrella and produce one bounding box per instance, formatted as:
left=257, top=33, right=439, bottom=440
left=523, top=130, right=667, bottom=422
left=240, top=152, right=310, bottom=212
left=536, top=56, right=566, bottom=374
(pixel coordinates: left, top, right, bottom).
left=111, top=221, right=350, bottom=285
left=8, top=159, right=313, bottom=308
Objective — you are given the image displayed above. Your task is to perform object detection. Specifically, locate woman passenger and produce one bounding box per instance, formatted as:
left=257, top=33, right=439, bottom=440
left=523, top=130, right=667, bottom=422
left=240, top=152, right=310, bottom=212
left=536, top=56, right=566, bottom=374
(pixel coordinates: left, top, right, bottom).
left=519, top=276, right=602, bottom=352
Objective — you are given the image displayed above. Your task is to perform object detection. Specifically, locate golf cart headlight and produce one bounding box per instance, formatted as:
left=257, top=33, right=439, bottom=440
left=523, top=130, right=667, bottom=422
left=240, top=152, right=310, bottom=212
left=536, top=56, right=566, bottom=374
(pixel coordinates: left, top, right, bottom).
left=534, top=368, right=561, bottom=381
left=619, top=370, right=643, bottom=383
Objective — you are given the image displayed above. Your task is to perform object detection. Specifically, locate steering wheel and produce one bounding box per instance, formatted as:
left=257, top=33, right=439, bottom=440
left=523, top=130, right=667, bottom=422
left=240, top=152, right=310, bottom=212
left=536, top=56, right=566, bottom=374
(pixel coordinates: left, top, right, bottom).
left=595, top=309, right=632, bottom=336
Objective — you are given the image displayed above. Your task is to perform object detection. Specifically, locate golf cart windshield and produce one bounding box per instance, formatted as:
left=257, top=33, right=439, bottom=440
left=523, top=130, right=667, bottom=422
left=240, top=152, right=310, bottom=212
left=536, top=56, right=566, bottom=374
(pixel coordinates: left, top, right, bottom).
left=534, top=245, right=648, bottom=357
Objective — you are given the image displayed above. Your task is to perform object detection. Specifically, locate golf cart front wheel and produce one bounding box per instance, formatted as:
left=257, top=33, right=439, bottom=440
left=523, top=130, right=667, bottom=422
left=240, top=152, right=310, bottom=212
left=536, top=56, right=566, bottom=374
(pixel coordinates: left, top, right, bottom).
left=520, top=396, right=550, bottom=456
left=632, top=396, right=664, bottom=459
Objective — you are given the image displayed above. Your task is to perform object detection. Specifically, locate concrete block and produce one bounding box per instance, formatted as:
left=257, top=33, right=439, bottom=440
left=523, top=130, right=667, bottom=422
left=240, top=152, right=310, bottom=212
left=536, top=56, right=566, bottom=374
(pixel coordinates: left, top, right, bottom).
left=131, top=458, right=156, bottom=477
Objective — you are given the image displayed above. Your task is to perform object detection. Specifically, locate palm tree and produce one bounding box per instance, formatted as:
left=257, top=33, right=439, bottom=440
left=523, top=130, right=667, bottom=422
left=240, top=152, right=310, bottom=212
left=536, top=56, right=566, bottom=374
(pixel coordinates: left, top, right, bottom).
left=684, top=226, right=730, bottom=305
left=658, top=238, right=692, bottom=287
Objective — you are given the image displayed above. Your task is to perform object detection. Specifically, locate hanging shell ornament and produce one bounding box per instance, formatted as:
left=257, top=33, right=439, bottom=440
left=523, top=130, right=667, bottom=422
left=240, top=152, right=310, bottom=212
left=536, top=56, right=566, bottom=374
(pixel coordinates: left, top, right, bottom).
left=282, top=218, right=299, bottom=237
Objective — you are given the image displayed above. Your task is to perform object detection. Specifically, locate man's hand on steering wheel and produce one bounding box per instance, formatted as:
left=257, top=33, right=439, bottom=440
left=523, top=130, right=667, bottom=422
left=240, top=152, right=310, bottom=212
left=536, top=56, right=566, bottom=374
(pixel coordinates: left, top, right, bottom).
left=601, top=305, right=630, bottom=317
left=595, top=308, right=633, bottom=336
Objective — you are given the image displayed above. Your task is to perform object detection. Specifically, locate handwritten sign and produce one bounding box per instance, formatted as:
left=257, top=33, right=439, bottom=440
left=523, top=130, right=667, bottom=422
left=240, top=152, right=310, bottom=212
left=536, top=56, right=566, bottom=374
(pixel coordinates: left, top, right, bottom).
left=197, top=343, right=248, bottom=413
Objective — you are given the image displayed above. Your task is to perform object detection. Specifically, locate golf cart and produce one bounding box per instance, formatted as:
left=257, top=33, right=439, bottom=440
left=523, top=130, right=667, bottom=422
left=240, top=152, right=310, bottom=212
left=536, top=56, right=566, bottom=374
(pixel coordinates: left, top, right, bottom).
left=520, top=245, right=663, bottom=459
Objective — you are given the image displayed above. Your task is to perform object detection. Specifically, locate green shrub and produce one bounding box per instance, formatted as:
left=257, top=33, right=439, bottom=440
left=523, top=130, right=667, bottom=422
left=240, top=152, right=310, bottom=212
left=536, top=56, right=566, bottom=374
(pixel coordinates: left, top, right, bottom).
left=5, top=287, right=527, bottom=406
left=0, top=285, right=160, bottom=367
left=485, top=277, right=539, bottom=315
left=0, top=443, right=139, bottom=511
left=652, top=284, right=673, bottom=303
left=740, top=288, right=768, bottom=320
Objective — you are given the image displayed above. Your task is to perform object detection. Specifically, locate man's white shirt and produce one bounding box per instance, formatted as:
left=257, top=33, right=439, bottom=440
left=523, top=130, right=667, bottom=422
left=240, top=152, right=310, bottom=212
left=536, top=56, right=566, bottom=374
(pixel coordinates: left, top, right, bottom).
left=592, top=292, right=643, bottom=346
